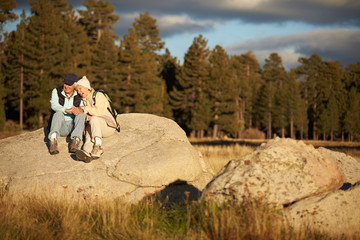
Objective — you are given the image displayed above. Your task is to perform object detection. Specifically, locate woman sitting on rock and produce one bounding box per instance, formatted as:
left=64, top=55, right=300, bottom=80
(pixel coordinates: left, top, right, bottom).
left=74, top=76, right=118, bottom=162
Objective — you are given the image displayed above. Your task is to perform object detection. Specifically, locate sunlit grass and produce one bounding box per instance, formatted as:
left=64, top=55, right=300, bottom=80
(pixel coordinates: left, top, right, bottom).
left=1, top=195, right=336, bottom=240
left=194, top=144, right=255, bottom=174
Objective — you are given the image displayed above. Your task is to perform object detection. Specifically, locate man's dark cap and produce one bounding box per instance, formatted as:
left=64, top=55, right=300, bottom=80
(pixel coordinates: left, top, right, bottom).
left=63, top=73, right=78, bottom=85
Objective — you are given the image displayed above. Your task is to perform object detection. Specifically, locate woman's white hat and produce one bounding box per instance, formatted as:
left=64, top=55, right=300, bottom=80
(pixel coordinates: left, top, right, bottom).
left=76, top=76, right=92, bottom=90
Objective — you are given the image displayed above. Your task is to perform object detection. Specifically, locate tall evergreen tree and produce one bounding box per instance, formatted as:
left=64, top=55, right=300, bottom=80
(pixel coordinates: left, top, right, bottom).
left=0, top=0, right=17, bottom=36
left=0, top=0, right=18, bottom=130
left=297, top=54, right=323, bottom=140
left=231, top=51, right=262, bottom=132
left=118, top=28, right=164, bottom=115
left=319, top=60, right=344, bottom=141
left=90, top=29, right=118, bottom=92
left=257, top=53, right=286, bottom=139
left=170, top=34, right=210, bottom=136
left=209, top=45, right=240, bottom=138
left=78, top=0, right=119, bottom=43
left=22, top=0, right=67, bottom=127
left=60, top=4, right=91, bottom=76
left=118, top=28, right=141, bottom=113
left=343, top=61, right=360, bottom=141
left=159, top=48, right=178, bottom=119
left=132, top=11, right=164, bottom=53
left=3, top=11, right=28, bottom=129
left=132, top=50, right=165, bottom=115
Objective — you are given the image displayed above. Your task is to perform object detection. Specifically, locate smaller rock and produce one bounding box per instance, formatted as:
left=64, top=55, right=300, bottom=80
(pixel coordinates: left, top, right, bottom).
left=202, top=138, right=346, bottom=206
left=284, top=183, right=360, bottom=237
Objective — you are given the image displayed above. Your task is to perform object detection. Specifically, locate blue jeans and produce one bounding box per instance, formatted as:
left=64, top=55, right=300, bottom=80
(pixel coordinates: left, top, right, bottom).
left=48, top=111, right=86, bottom=140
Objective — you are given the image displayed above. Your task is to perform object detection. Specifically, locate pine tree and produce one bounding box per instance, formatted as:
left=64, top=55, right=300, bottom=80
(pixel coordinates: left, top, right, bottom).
left=170, top=34, right=210, bottom=136
left=132, top=51, right=165, bottom=115
left=18, top=0, right=70, bottom=127
left=258, top=53, right=286, bottom=139
left=78, top=0, right=119, bottom=43
left=320, top=94, right=340, bottom=141
left=343, top=87, right=360, bottom=141
left=231, top=51, right=262, bottom=132
left=118, top=28, right=141, bottom=113
left=319, top=60, right=344, bottom=141
left=297, top=54, right=324, bottom=140
left=130, top=11, right=166, bottom=116
left=90, top=29, right=118, bottom=92
left=60, top=4, right=91, bottom=76
left=159, top=48, right=178, bottom=119
left=0, top=0, right=18, bottom=130
left=118, top=28, right=164, bottom=115
left=132, top=11, right=164, bottom=53
left=3, top=11, right=28, bottom=129
left=0, top=0, right=17, bottom=35
left=208, top=45, right=240, bottom=138
left=343, top=61, right=360, bottom=141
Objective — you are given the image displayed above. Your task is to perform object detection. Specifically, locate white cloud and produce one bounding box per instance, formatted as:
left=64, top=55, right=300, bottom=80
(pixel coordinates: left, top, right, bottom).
left=226, top=28, right=360, bottom=68
left=209, top=0, right=270, bottom=9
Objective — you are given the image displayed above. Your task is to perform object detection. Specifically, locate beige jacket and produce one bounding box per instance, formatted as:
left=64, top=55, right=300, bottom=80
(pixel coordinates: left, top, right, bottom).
left=82, top=89, right=117, bottom=128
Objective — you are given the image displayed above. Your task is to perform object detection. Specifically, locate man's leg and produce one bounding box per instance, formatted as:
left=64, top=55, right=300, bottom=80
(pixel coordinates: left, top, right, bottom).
left=48, top=111, right=65, bottom=155
left=69, top=112, right=86, bottom=153
left=48, top=111, right=65, bottom=140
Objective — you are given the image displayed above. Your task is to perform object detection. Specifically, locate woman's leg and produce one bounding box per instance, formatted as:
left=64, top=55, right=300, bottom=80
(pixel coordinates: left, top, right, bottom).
left=89, top=116, right=115, bottom=158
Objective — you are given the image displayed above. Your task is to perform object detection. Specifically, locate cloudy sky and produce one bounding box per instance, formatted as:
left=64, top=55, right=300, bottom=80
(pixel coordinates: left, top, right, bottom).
left=6, top=0, right=360, bottom=69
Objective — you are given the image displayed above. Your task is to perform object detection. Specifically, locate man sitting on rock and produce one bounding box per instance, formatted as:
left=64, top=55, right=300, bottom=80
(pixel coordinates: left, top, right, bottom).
left=48, top=73, right=86, bottom=155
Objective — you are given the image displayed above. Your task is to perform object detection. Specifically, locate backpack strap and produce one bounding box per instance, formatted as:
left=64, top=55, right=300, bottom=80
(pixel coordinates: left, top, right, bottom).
left=93, top=89, right=120, bottom=132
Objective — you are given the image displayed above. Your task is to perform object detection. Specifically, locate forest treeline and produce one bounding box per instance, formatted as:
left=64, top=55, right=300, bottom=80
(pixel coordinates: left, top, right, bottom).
left=0, top=0, right=359, bottom=141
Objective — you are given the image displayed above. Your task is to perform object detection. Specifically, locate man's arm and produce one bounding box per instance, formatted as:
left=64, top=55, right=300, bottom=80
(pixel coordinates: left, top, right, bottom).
left=50, top=88, right=66, bottom=113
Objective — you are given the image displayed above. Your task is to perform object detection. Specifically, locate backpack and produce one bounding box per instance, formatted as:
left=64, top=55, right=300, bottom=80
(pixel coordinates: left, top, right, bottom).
left=93, top=89, right=120, bottom=132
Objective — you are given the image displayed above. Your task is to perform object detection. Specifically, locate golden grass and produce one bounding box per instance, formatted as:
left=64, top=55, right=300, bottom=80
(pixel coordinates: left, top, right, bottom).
left=1, top=195, right=333, bottom=240
left=194, top=144, right=255, bottom=174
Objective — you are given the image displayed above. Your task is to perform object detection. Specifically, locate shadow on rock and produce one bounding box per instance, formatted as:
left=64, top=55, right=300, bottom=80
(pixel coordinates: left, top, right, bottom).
left=143, top=180, right=201, bottom=206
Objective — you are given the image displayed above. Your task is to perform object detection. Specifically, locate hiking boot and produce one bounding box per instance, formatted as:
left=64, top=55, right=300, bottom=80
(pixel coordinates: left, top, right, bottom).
left=91, top=145, right=103, bottom=159
left=70, top=137, right=81, bottom=153
left=49, top=139, right=59, bottom=155
left=76, top=149, right=92, bottom=163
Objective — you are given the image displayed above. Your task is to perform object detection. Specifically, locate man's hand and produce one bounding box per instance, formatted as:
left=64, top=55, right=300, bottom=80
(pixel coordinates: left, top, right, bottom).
left=65, top=108, right=73, bottom=114
left=71, top=106, right=83, bottom=116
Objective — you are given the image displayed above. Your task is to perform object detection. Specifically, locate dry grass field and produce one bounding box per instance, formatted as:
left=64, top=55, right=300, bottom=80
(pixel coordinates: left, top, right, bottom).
left=0, top=194, right=335, bottom=240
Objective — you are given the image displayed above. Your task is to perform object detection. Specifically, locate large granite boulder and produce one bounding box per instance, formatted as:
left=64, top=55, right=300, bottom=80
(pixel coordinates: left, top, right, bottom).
left=0, top=113, right=214, bottom=202
left=202, top=138, right=346, bottom=206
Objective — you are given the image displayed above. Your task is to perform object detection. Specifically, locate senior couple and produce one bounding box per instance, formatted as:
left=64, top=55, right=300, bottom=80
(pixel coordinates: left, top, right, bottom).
left=48, top=73, right=118, bottom=163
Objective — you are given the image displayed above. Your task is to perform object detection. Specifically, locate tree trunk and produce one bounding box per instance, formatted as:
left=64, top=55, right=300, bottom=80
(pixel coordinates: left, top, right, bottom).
left=330, top=127, right=334, bottom=141
left=290, top=115, right=294, bottom=139
left=20, top=25, right=24, bottom=130
left=313, top=103, right=317, bottom=140
left=235, top=98, right=242, bottom=138
left=213, top=124, right=218, bottom=138
left=281, top=127, right=285, bottom=138
left=268, top=111, right=272, bottom=139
